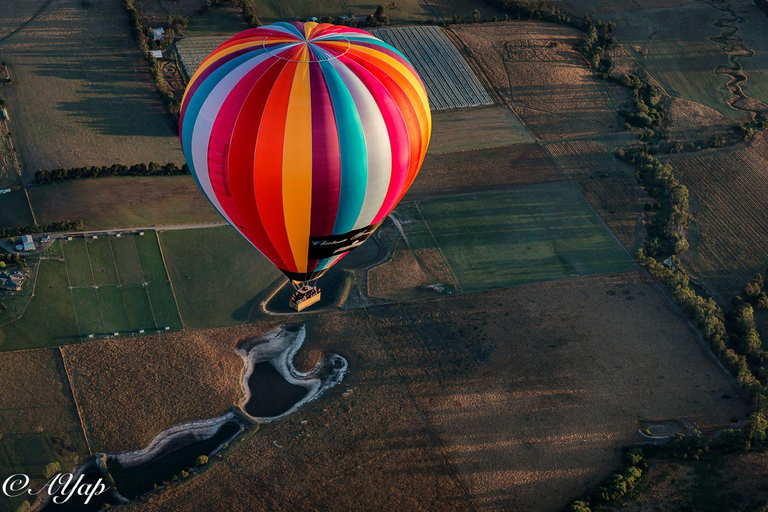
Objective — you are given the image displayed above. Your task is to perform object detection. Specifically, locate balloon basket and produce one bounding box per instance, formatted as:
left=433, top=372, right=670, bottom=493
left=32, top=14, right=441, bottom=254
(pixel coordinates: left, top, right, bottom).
left=289, top=284, right=321, bottom=312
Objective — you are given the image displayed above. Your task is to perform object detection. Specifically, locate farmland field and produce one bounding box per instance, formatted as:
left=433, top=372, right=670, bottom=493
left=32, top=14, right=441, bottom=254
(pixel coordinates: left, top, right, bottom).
left=545, top=139, right=647, bottom=250
left=452, top=21, right=626, bottom=140
left=129, top=273, right=745, bottom=512
left=183, top=4, right=249, bottom=36
left=733, top=0, right=768, bottom=107
left=0, top=349, right=89, bottom=512
left=397, top=182, right=634, bottom=293
left=159, top=227, right=282, bottom=329
left=0, top=189, right=33, bottom=229
left=28, top=176, right=222, bottom=229
left=176, top=35, right=231, bottom=79
left=134, top=0, right=210, bottom=25
left=665, top=132, right=768, bottom=300
left=606, top=4, right=743, bottom=118
left=429, top=106, right=534, bottom=153
left=0, top=232, right=182, bottom=351
left=0, top=0, right=183, bottom=181
left=372, top=26, right=493, bottom=110
left=407, top=143, right=564, bottom=200
left=61, top=327, right=245, bottom=453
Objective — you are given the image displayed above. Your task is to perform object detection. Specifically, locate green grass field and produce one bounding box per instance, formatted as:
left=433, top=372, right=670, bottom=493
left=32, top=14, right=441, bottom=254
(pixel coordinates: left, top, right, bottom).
left=0, top=190, right=33, bottom=229
left=28, top=177, right=221, bottom=230
left=735, top=2, right=768, bottom=107
left=0, top=260, right=79, bottom=350
left=607, top=4, right=742, bottom=118
left=399, top=182, right=635, bottom=292
left=159, top=227, right=282, bottom=329
left=0, top=232, right=182, bottom=350
left=429, top=106, right=534, bottom=154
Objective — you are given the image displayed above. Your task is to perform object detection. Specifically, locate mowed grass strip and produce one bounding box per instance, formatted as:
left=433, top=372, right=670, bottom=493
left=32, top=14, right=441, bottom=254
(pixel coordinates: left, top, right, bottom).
left=160, top=227, right=282, bottom=329
left=146, top=282, right=183, bottom=331
left=86, top=238, right=119, bottom=287
left=71, top=288, right=103, bottom=336
left=135, top=232, right=170, bottom=282
left=0, top=260, right=79, bottom=351
left=62, top=239, right=93, bottom=288
left=97, top=287, right=132, bottom=334
left=410, top=182, right=634, bottom=292
left=122, top=285, right=157, bottom=331
left=111, top=236, right=145, bottom=283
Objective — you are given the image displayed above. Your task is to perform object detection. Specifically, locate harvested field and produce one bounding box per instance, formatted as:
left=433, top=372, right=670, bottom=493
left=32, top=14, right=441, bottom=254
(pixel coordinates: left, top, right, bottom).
left=606, top=4, right=744, bottom=118
left=367, top=236, right=440, bottom=301
left=397, top=183, right=634, bottom=293
left=134, top=0, right=207, bottom=25
left=0, top=349, right=88, bottom=512
left=666, top=97, right=739, bottom=143
left=429, top=106, right=534, bottom=154
left=0, top=120, right=23, bottom=189
left=0, top=0, right=183, bottom=181
left=118, top=312, right=473, bottom=512
left=183, top=5, right=249, bottom=36
left=124, top=272, right=746, bottom=512
left=452, top=21, right=625, bottom=140
left=406, top=143, right=564, bottom=200
left=550, top=0, right=697, bottom=16
left=60, top=329, right=245, bottom=453
left=545, top=139, right=647, bottom=249
left=28, top=176, right=221, bottom=230
left=159, top=227, right=282, bottom=329
left=0, top=189, right=33, bottom=229
left=372, top=26, right=493, bottom=110
left=366, top=271, right=746, bottom=512
left=665, top=131, right=768, bottom=299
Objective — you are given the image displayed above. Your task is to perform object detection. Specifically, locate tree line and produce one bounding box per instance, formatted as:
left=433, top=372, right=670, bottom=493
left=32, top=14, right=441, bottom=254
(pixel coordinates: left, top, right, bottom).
left=1, top=220, right=84, bottom=239
left=34, top=162, right=190, bottom=184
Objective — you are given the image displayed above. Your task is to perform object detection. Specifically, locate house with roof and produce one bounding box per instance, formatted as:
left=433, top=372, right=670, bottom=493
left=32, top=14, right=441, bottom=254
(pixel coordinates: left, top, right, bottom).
left=0, top=270, right=24, bottom=291
left=21, top=234, right=34, bottom=251
left=151, top=27, right=165, bottom=41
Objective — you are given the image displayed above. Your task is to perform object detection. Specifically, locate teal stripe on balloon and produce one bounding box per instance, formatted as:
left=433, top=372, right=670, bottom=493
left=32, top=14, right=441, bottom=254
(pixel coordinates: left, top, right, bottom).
left=319, top=59, right=368, bottom=235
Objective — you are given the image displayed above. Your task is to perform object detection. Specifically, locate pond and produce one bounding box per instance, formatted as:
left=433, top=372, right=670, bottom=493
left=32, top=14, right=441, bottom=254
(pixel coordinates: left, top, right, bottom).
left=243, top=361, right=309, bottom=417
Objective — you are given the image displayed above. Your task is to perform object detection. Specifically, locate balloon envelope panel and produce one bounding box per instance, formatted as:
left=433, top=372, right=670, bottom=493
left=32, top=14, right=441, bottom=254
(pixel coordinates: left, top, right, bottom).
left=179, top=22, right=431, bottom=282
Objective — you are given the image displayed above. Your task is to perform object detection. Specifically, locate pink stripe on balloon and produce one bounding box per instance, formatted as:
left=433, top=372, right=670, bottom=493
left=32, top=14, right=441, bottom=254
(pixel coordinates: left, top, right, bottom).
left=308, top=61, right=341, bottom=238
left=340, top=55, right=410, bottom=224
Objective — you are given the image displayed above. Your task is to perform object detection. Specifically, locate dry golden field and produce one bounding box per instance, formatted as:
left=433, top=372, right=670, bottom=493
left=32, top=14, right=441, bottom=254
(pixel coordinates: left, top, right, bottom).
left=96, top=271, right=749, bottom=512
left=666, top=97, right=739, bottom=143
left=60, top=329, right=252, bottom=453
left=452, top=21, right=626, bottom=141
left=666, top=131, right=768, bottom=299
left=545, top=139, right=647, bottom=249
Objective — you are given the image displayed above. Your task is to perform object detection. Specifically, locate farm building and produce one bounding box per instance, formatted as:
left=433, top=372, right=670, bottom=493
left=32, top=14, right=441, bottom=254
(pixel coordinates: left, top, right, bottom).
left=151, top=27, right=165, bottom=42
left=20, top=234, right=34, bottom=251
left=150, top=50, right=163, bottom=59
left=0, top=270, right=24, bottom=291
left=41, top=234, right=51, bottom=243
left=0, top=108, right=8, bottom=120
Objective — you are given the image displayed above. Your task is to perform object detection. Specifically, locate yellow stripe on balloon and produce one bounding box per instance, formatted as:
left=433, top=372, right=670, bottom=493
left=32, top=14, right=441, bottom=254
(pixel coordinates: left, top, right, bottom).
left=281, top=46, right=313, bottom=273
left=304, top=22, right=319, bottom=38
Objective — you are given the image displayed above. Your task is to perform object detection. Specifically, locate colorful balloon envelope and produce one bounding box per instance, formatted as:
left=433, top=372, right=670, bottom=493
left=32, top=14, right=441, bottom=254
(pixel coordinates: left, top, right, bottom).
left=179, top=22, right=431, bottom=283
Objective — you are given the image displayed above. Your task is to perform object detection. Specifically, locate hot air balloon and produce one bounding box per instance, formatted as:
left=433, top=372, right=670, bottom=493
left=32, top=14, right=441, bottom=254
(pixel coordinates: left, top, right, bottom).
left=179, top=21, right=431, bottom=310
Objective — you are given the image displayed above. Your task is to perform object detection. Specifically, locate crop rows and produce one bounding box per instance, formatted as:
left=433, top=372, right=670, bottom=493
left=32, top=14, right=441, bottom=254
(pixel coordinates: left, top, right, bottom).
left=668, top=143, right=768, bottom=299
left=371, top=26, right=493, bottom=110
left=546, top=140, right=645, bottom=249
left=175, top=35, right=231, bottom=79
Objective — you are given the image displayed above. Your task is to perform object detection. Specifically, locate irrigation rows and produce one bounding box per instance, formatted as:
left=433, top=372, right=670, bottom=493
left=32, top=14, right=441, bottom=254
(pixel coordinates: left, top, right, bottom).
left=372, top=26, right=493, bottom=110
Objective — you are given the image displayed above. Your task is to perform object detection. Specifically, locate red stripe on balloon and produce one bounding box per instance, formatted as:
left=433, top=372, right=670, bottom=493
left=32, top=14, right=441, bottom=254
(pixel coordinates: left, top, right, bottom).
left=227, top=58, right=290, bottom=269
left=308, top=61, right=341, bottom=238
left=252, top=60, right=299, bottom=273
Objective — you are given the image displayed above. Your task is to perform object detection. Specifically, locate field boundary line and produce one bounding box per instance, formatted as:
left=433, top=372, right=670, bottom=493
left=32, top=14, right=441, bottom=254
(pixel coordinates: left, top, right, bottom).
left=414, top=201, right=464, bottom=293
left=132, top=235, right=160, bottom=330
left=109, top=237, right=135, bottom=331
left=154, top=231, right=186, bottom=330
left=61, top=246, right=87, bottom=339
left=363, top=308, right=479, bottom=512
left=84, top=241, right=108, bottom=333
left=58, top=347, right=95, bottom=456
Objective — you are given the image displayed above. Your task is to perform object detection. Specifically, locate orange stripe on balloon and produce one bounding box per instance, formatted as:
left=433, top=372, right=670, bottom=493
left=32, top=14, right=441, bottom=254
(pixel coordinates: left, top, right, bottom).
left=254, top=60, right=299, bottom=273
left=281, top=46, right=313, bottom=274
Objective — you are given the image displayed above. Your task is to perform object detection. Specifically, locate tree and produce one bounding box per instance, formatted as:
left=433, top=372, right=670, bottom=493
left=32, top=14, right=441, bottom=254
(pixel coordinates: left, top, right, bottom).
left=567, top=501, right=592, bottom=512
left=43, top=461, right=61, bottom=479
left=14, top=502, right=31, bottom=512
left=195, top=455, right=209, bottom=466
left=720, top=428, right=748, bottom=452
left=746, top=411, right=768, bottom=448
left=472, top=9, right=481, bottom=22
left=0, top=261, right=5, bottom=269
left=757, top=293, right=768, bottom=310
